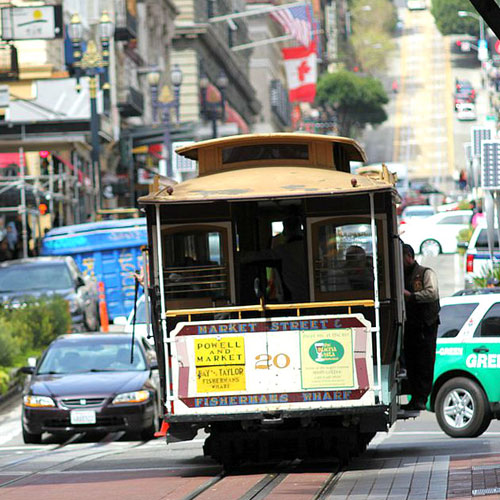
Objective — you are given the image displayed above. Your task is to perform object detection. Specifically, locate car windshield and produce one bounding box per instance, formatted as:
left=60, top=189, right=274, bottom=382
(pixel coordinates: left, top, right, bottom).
left=476, top=229, right=499, bottom=250
left=437, top=303, right=479, bottom=338
left=38, top=339, right=147, bottom=374
left=0, top=264, right=73, bottom=292
left=403, top=208, right=434, bottom=217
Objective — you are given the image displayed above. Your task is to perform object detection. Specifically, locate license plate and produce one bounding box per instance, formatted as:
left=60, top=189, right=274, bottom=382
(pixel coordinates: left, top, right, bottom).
left=70, top=410, right=96, bottom=425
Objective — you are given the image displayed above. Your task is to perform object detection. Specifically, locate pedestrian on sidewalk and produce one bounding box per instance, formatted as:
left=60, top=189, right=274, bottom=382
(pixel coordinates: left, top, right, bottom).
left=401, top=244, right=440, bottom=411
left=392, top=79, right=398, bottom=93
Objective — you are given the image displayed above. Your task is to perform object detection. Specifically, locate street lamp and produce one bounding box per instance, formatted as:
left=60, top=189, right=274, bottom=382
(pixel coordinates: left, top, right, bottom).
left=199, top=69, right=228, bottom=138
left=148, top=65, right=183, bottom=179
left=68, top=11, right=113, bottom=212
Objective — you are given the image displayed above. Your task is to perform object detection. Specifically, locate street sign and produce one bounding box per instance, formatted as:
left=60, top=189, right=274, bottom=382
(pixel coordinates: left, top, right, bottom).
left=481, top=140, right=500, bottom=189
left=172, top=141, right=196, bottom=174
left=460, top=41, right=471, bottom=52
left=0, top=85, right=9, bottom=108
left=472, top=127, right=493, bottom=157
left=478, top=39, right=489, bottom=62
left=0, top=6, right=62, bottom=40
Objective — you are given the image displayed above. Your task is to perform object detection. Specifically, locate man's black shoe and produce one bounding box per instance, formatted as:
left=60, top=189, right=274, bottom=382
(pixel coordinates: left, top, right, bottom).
left=401, top=399, right=426, bottom=411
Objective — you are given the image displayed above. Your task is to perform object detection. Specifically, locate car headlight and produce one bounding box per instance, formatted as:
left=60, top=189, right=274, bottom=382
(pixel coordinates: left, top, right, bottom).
left=23, top=395, right=56, bottom=408
left=112, top=390, right=150, bottom=404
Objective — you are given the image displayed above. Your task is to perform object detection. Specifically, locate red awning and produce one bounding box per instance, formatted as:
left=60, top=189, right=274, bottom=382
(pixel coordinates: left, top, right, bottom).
left=0, top=152, right=25, bottom=169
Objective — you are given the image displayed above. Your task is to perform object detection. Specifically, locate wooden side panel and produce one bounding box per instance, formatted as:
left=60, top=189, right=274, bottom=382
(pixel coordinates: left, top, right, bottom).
left=311, top=142, right=334, bottom=169
left=199, top=148, right=220, bottom=176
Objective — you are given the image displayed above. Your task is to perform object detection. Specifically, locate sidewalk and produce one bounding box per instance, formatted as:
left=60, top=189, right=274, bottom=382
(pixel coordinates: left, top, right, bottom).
left=326, top=450, right=500, bottom=499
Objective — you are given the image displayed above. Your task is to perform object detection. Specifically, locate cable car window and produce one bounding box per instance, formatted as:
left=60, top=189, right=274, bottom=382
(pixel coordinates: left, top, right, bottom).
left=222, top=144, right=309, bottom=164
left=315, top=223, right=374, bottom=293
left=164, top=229, right=228, bottom=300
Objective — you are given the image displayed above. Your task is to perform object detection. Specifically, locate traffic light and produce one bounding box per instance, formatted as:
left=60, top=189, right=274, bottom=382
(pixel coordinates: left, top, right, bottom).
left=38, top=203, right=48, bottom=215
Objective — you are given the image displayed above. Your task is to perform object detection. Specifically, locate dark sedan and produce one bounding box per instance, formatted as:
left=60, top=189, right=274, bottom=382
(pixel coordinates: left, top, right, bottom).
left=21, top=334, right=161, bottom=443
left=0, top=257, right=99, bottom=331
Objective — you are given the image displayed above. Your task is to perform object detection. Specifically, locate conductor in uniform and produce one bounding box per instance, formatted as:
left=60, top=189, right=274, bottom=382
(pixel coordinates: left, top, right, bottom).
left=402, top=244, right=440, bottom=411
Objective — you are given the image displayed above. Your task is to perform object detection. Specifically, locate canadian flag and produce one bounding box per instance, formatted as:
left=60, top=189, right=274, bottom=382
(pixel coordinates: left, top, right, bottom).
left=282, top=42, right=317, bottom=103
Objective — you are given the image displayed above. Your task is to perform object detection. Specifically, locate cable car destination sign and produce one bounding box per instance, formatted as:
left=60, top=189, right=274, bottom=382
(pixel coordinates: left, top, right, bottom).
left=171, top=315, right=374, bottom=413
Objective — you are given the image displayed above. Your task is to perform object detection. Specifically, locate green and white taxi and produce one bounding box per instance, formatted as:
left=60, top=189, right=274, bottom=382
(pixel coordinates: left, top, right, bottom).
left=430, top=293, right=500, bottom=438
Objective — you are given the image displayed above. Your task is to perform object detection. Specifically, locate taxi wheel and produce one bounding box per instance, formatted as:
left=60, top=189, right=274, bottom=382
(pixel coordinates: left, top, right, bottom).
left=435, top=377, right=491, bottom=438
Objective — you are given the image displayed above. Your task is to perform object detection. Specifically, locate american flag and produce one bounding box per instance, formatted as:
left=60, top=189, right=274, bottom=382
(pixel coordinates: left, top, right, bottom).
left=270, top=4, right=313, bottom=48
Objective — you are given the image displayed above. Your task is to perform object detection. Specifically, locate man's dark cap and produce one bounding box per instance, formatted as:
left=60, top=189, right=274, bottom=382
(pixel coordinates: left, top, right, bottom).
left=403, top=243, right=415, bottom=259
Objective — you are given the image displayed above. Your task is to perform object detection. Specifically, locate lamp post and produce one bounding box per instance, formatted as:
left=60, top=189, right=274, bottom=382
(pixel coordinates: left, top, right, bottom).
left=458, top=10, right=488, bottom=62
left=199, top=69, right=228, bottom=138
left=148, top=65, right=183, bottom=179
left=68, top=11, right=113, bottom=212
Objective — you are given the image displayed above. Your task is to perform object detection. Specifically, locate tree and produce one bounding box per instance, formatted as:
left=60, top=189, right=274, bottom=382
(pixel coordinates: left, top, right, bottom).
left=431, top=0, right=479, bottom=36
left=348, top=0, right=397, bottom=73
left=315, top=70, right=388, bottom=137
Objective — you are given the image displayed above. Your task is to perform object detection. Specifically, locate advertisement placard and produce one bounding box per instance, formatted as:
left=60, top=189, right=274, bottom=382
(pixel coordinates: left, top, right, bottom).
left=171, top=315, right=373, bottom=414
left=1, top=6, right=62, bottom=40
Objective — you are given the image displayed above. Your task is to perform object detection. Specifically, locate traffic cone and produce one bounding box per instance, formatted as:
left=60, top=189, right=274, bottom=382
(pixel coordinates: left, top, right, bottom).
left=154, top=420, right=169, bottom=438
left=98, top=281, right=109, bottom=332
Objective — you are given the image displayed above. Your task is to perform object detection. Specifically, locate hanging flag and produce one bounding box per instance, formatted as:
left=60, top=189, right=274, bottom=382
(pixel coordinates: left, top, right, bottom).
left=282, top=42, right=317, bottom=103
left=270, top=4, right=313, bottom=48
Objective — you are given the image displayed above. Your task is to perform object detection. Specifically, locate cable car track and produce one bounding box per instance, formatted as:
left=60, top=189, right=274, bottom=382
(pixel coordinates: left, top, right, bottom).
left=0, top=431, right=151, bottom=488
left=183, top=459, right=342, bottom=500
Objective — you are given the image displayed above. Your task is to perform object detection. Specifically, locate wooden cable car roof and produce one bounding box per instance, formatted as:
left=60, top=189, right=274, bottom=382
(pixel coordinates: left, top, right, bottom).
left=140, top=166, right=396, bottom=205
left=175, top=133, right=366, bottom=165
left=139, top=134, right=396, bottom=205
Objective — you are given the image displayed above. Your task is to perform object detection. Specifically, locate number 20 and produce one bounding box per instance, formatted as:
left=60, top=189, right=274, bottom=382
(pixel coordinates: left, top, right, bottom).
left=255, top=353, right=290, bottom=369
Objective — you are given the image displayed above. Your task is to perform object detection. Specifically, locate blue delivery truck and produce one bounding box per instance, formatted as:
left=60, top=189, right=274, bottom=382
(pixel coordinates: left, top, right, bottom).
left=41, top=218, right=147, bottom=320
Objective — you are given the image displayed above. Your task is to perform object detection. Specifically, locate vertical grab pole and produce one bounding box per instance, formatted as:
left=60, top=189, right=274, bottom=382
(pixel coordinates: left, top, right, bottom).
left=155, top=204, right=170, bottom=403
left=141, top=246, right=152, bottom=340
left=369, top=193, right=383, bottom=403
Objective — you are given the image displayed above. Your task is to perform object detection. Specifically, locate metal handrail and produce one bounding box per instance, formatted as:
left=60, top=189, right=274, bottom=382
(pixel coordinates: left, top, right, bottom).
left=165, top=299, right=374, bottom=318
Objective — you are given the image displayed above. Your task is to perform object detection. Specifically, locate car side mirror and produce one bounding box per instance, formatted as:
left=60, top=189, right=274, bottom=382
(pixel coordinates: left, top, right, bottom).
left=76, top=276, right=86, bottom=288
left=150, top=360, right=159, bottom=370
left=457, top=241, right=468, bottom=250
left=19, top=366, right=35, bottom=375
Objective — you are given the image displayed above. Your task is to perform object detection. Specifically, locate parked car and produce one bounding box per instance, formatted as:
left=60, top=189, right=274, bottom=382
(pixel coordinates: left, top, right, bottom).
left=407, top=0, right=426, bottom=9
left=464, top=221, right=500, bottom=288
left=399, top=205, right=436, bottom=225
left=430, top=294, right=500, bottom=437
left=21, top=333, right=161, bottom=443
left=455, top=90, right=475, bottom=110
left=114, top=295, right=152, bottom=344
left=457, top=103, right=477, bottom=121
left=0, top=257, right=99, bottom=331
left=400, top=210, right=472, bottom=255
left=455, top=78, right=476, bottom=97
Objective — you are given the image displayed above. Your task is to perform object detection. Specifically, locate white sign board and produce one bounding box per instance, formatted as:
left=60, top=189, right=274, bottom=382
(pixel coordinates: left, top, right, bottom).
left=172, top=141, right=197, bottom=174
left=481, top=140, right=500, bottom=189
left=170, top=314, right=374, bottom=416
left=0, top=85, right=9, bottom=109
left=1, top=6, right=62, bottom=40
